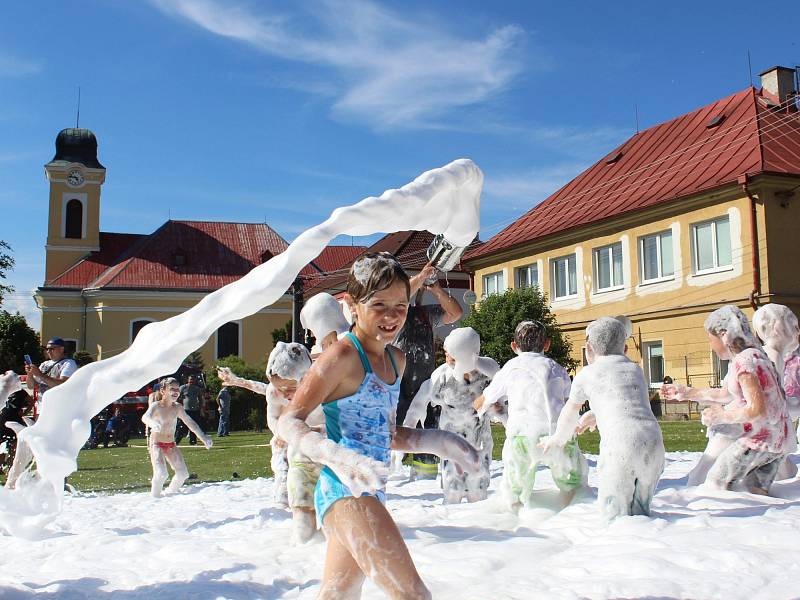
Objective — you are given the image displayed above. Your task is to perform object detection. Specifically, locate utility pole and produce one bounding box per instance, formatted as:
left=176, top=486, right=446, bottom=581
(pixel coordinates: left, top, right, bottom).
left=292, top=277, right=304, bottom=343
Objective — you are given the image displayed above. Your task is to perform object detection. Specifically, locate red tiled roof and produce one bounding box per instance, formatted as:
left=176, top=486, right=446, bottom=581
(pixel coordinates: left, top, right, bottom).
left=466, top=87, right=800, bottom=261
left=44, top=221, right=356, bottom=292
left=47, top=232, right=145, bottom=287
left=305, top=230, right=481, bottom=296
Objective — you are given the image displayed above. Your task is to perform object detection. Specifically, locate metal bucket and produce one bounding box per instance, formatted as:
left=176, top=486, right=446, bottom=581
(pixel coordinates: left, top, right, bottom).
left=425, top=234, right=467, bottom=282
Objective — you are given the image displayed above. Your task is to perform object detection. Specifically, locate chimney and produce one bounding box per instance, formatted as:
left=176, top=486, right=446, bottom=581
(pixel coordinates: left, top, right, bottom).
left=759, top=65, right=797, bottom=106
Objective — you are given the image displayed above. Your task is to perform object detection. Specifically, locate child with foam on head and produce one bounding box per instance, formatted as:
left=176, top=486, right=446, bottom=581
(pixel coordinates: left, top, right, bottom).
left=752, top=303, right=800, bottom=480
left=277, top=252, right=480, bottom=599
left=300, top=292, right=351, bottom=356
left=403, top=327, right=499, bottom=503
left=141, top=377, right=212, bottom=497
left=663, top=306, right=795, bottom=493
left=473, top=320, right=586, bottom=512
left=541, top=317, right=664, bottom=520
left=218, top=341, right=324, bottom=543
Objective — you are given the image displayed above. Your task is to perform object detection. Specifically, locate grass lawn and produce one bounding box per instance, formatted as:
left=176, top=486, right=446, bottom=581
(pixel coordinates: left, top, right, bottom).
left=54, top=420, right=710, bottom=494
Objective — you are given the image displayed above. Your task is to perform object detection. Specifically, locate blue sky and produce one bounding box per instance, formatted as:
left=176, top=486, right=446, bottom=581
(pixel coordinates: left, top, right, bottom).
left=1, top=0, right=798, bottom=329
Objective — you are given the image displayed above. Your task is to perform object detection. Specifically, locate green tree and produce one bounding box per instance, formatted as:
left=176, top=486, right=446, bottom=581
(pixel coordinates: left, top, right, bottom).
left=205, top=356, right=267, bottom=432
left=271, top=320, right=292, bottom=346
left=184, top=350, right=205, bottom=372
left=0, top=241, right=14, bottom=305
left=0, top=310, right=44, bottom=373
left=461, top=286, right=578, bottom=372
left=72, top=351, right=95, bottom=367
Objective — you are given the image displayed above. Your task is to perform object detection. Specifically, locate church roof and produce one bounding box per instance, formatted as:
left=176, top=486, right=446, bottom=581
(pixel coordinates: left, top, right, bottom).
left=47, top=128, right=105, bottom=169
left=44, top=221, right=363, bottom=293
left=466, top=86, right=800, bottom=262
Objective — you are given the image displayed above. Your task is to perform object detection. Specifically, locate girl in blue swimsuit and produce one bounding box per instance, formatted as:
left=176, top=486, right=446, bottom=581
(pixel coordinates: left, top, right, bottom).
left=278, top=252, right=479, bottom=600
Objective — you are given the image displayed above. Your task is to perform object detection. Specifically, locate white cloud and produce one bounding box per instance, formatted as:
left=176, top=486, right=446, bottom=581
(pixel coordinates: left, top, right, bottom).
left=1, top=288, right=41, bottom=331
left=0, top=52, right=42, bottom=78
left=151, top=0, right=526, bottom=129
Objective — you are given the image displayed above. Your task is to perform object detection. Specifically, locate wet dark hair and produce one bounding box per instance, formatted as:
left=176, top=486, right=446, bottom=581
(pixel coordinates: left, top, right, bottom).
left=347, top=252, right=410, bottom=304
left=514, top=320, right=548, bottom=353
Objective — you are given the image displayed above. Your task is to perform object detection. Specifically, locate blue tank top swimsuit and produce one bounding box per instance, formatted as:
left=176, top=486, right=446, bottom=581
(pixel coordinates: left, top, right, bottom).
left=313, top=332, right=400, bottom=526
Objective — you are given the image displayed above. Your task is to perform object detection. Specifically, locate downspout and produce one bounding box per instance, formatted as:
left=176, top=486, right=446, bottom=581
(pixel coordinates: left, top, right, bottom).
left=80, top=288, right=88, bottom=351
left=738, top=175, right=761, bottom=309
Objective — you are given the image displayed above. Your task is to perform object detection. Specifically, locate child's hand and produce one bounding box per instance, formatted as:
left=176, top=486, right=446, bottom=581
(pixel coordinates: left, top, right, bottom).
left=217, top=367, right=235, bottom=386
left=576, top=411, right=596, bottom=434
left=661, top=383, right=691, bottom=402
left=538, top=435, right=559, bottom=453
left=701, top=405, right=725, bottom=427
left=331, top=454, right=389, bottom=496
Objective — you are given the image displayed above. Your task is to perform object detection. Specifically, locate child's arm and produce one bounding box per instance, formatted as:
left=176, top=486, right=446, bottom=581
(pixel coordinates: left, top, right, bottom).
left=277, top=343, right=388, bottom=496
left=539, top=378, right=587, bottom=452
left=391, top=427, right=480, bottom=474
left=217, top=366, right=268, bottom=396
left=702, top=373, right=766, bottom=426
left=474, top=368, right=508, bottom=417
left=178, top=406, right=212, bottom=449
left=141, top=403, right=161, bottom=433
left=660, top=382, right=732, bottom=405
left=576, top=410, right=596, bottom=434
left=402, top=379, right=433, bottom=428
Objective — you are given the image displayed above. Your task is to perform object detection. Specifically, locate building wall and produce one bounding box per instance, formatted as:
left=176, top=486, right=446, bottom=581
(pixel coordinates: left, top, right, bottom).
left=760, top=174, right=800, bottom=316
left=37, top=289, right=292, bottom=369
left=468, top=187, right=765, bottom=382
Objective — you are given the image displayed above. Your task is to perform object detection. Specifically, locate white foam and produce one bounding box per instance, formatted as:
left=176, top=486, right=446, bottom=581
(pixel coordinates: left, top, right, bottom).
left=2, top=158, right=482, bottom=532
left=443, top=327, right=481, bottom=379
left=300, top=293, right=350, bottom=343
left=266, top=342, right=312, bottom=382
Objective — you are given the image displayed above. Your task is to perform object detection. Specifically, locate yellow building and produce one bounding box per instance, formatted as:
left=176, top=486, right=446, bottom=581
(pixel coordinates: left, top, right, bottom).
left=35, top=128, right=364, bottom=368
left=465, top=66, right=800, bottom=390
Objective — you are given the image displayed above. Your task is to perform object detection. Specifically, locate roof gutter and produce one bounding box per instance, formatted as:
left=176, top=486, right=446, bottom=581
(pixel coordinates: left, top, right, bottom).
left=738, top=175, right=761, bottom=309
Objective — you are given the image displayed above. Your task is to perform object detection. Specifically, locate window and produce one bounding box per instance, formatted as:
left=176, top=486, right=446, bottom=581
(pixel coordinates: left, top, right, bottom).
left=551, top=254, right=578, bottom=299
left=65, top=199, right=83, bottom=239
left=593, top=242, right=624, bottom=291
left=482, top=271, right=505, bottom=296
left=639, top=231, right=674, bottom=282
left=515, top=264, right=538, bottom=289
left=692, top=217, right=731, bottom=273
left=131, top=319, right=154, bottom=344
left=642, top=341, right=664, bottom=388
left=712, top=353, right=730, bottom=387
left=216, top=322, right=240, bottom=359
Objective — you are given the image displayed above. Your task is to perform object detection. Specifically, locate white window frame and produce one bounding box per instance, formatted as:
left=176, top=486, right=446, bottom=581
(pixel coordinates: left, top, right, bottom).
left=129, top=318, right=156, bottom=345
left=61, top=192, right=88, bottom=240
left=550, top=254, right=578, bottom=300
left=642, top=341, right=665, bottom=389
left=482, top=271, right=505, bottom=297
left=691, top=216, right=732, bottom=275
left=639, top=230, right=675, bottom=284
left=592, top=242, right=624, bottom=293
left=214, top=320, right=243, bottom=360
left=515, top=263, right=539, bottom=289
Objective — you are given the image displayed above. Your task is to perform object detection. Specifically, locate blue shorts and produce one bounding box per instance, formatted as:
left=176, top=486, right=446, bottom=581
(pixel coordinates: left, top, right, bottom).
left=314, top=466, right=386, bottom=527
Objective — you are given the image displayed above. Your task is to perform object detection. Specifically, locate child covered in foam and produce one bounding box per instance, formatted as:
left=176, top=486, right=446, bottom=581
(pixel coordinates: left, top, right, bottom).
left=141, top=377, right=212, bottom=497
left=474, top=320, right=586, bottom=511
left=542, top=317, right=664, bottom=520
left=300, top=292, right=351, bottom=355
left=278, top=252, right=480, bottom=599
left=404, top=327, right=499, bottom=503
left=218, top=341, right=324, bottom=543
left=663, top=306, right=795, bottom=493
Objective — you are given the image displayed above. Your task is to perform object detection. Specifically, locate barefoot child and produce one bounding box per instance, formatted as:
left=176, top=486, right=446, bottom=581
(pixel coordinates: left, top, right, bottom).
left=218, top=341, right=324, bottom=543
left=474, top=320, right=586, bottom=512
left=404, top=327, right=499, bottom=503
left=542, top=317, right=664, bottom=521
left=141, top=377, right=212, bottom=497
left=278, top=252, right=480, bottom=599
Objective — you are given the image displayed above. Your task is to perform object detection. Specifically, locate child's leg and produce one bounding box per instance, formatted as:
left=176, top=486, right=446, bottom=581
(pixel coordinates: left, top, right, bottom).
left=164, top=447, right=190, bottom=493
left=287, top=457, right=320, bottom=544
left=547, top=437, right=588, bottom=504
left=597, top=460, right=635, bottom=521
left=441, top=457, right=468, bottom=504
left=687, top=430, right=735, bottom=486
left=271, top=439, right=289, bottom=506
left=149, top=445, right=169, bottom=497
left=746, top=454, right=784, bottom=494
left=464, top=420, right=493, bottom=503
left=704, top=440, right=773, bottom=491
left=322, top=496, right=431, bottom=600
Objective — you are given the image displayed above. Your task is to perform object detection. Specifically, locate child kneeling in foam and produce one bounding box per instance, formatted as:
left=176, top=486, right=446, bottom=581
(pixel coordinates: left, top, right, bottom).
left=218, top=341, right=323, bottom=543
left=542, top=317, right=664, bottom=520
left=475, top=320, right=586, bottom=511
left=404, top=327, right=499, bottom=503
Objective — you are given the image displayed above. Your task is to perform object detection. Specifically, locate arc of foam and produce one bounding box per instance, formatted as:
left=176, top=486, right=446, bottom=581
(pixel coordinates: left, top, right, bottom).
left=20, top=158, right=483, bottom=502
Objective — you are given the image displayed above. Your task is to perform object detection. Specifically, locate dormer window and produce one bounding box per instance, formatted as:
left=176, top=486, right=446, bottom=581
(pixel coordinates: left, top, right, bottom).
left=174, top=253, right=186, bottom=267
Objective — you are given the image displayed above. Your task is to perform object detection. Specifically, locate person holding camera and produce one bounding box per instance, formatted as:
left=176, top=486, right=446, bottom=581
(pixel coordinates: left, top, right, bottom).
left=24, top=337, right=78, bottom=400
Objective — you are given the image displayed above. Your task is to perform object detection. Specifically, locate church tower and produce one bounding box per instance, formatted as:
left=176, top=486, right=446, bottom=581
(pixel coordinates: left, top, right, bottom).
left=43, top=128, right=106, bottom=282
